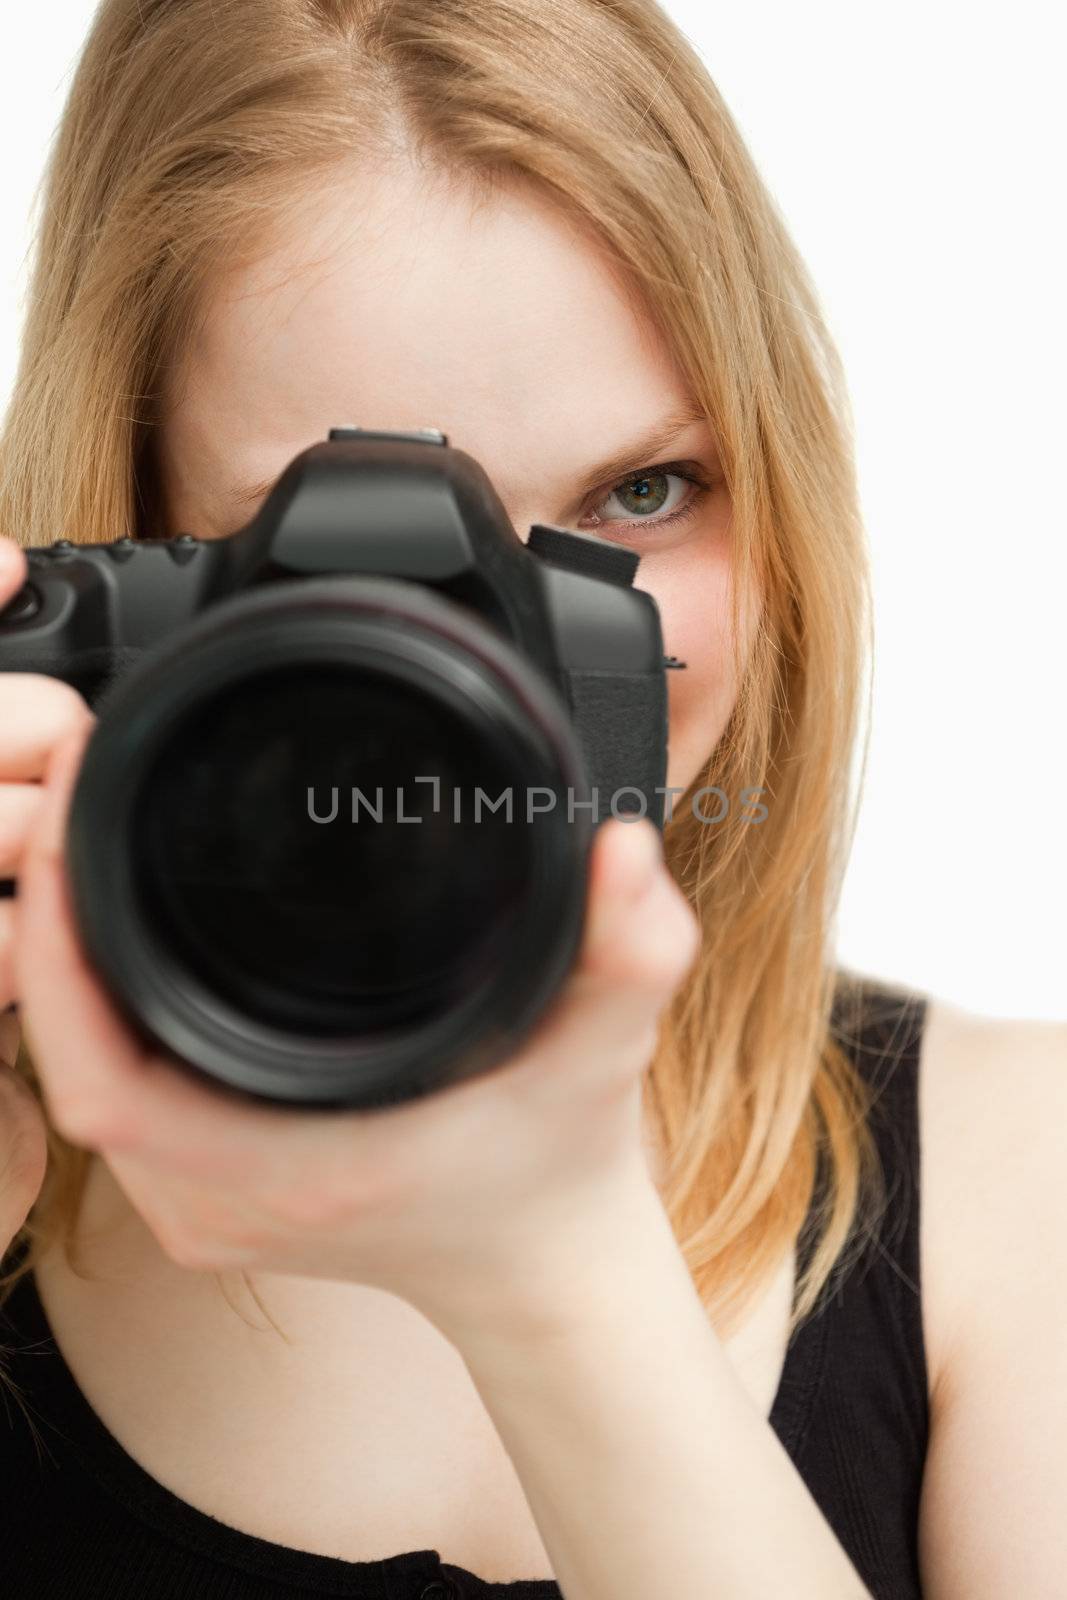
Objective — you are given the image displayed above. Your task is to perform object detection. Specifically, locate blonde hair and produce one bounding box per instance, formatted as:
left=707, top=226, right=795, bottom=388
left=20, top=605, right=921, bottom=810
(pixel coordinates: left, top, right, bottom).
left=1, top=0, right=890, bottom=1344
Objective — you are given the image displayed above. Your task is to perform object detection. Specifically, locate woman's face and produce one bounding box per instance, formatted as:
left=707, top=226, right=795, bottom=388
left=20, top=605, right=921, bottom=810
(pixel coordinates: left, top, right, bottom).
left=157, top=159, right=749, bottom=800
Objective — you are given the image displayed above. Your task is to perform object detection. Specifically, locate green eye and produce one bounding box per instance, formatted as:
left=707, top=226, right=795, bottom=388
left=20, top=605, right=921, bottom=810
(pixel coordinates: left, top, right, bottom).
left=587, top=463, right=709, bottom=535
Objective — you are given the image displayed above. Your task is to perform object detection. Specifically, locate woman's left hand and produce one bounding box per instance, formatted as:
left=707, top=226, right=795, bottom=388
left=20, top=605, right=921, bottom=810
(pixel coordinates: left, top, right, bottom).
left=15, top=720, right=700, bottom=1351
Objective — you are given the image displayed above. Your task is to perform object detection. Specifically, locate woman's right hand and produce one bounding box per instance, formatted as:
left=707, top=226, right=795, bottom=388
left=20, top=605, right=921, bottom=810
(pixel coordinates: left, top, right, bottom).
left=0, top=533, right=93, bottom=1249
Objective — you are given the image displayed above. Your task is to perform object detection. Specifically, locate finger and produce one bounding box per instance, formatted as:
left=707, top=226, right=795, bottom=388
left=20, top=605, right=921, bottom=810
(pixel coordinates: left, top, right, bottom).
left=0, top=536, right=28, bottom=606
left=14, top=719, right=163, bottom=1150
left=13, top=721, right=362, bottom=1178
left=587, top=818, right=700, bottom=986
left=521, top=818, right=700, bottom=1063
left=0, top=782, right=43, bottom=875
left=0, top=675, right=94, bottom=782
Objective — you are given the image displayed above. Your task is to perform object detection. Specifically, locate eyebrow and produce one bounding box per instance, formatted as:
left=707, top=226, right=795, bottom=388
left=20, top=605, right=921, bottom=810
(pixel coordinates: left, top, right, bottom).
left=225, top=401, right=711, bottom=509
left=568, top=401, right=712, bottom=497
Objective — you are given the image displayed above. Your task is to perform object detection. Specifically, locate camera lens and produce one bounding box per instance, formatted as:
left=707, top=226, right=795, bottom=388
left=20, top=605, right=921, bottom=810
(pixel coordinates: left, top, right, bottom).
left=132, top=663, right=535, bottom=1038
left=66, top=577, right=592, bottom=1108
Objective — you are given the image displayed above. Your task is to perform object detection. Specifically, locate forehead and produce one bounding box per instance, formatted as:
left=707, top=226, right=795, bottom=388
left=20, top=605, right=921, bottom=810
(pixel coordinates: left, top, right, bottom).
left=161, top=158, right=691, bottom=489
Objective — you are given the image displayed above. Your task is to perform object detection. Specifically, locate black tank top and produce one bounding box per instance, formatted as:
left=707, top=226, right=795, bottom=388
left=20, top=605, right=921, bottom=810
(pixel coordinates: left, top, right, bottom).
left=0, top=976, right=930, bottom=1600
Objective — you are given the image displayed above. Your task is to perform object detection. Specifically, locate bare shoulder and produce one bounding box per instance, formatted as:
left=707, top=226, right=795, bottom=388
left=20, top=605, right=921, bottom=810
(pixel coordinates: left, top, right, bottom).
left=915, top=993, right=1067, bottom=1597
left=918, top=994, right=1067, bottom=1398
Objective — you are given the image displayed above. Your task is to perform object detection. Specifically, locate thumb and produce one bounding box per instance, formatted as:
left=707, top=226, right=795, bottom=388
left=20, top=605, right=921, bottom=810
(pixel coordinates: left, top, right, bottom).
left=579, top=816, right=700, bottom=996
left=525, top=817, right=700, bottom=1067
left=0, top=536, right=28, bottom=608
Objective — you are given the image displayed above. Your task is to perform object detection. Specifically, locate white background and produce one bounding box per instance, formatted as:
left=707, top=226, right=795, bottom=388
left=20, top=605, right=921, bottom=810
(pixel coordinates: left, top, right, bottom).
left=1, top=3, right=1063, bottom=1019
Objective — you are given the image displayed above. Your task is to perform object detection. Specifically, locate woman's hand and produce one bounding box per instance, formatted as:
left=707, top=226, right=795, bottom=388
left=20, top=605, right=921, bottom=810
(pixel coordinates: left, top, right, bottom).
left=12, top=565, right=700, bottom=1350
left=0, top=535, right=92, bottom=1253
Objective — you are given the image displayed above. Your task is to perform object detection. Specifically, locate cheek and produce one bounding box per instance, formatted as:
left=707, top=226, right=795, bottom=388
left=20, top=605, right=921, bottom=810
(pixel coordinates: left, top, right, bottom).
left=641, top=540, right=744, bottom=797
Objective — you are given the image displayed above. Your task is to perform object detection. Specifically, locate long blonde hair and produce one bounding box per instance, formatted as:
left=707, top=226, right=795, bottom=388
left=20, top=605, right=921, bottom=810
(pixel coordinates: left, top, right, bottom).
left=1, top=0, right=890, bottom=1344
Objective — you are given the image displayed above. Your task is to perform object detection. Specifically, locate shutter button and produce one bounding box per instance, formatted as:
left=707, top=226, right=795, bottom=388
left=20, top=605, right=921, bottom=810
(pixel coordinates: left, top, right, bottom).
left=418, top=1580, right=460, bottom=1598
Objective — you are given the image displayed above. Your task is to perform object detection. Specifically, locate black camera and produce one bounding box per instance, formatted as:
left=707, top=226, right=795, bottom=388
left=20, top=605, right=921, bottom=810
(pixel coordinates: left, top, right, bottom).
left=0, top=428, right=673, bottom=1108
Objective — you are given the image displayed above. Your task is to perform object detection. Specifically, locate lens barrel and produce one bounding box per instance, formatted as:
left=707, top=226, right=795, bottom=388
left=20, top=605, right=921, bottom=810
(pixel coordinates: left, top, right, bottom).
left=66, top=577, right=592, bottom=1109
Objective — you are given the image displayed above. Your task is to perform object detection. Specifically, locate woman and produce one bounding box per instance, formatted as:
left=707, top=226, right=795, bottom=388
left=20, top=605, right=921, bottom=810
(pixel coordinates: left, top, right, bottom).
left=0, top=2, right=1063, bottom=1597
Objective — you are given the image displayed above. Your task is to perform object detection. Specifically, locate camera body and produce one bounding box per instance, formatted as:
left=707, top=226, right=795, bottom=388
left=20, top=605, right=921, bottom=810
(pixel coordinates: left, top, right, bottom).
left=0, top=429, right=674, bottom=1108
left=0, top=427, right=669, bottom=813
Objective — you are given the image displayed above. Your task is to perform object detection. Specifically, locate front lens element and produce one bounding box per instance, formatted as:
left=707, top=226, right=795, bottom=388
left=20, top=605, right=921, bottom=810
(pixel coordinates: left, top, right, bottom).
left=133, top=664, right=537, bottom=1036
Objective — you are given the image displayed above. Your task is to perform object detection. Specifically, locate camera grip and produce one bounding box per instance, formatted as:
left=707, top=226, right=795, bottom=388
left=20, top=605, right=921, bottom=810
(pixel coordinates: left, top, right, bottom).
left=0, top=536, right=218, bottom=704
